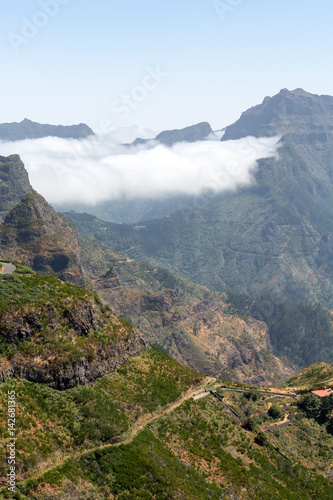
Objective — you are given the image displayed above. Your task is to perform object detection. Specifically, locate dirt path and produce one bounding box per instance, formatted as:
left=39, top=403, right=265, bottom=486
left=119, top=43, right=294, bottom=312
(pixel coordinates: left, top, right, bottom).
left=263, top=413, right=290, bottom=432
left=11, top=376, right=216, bottom=488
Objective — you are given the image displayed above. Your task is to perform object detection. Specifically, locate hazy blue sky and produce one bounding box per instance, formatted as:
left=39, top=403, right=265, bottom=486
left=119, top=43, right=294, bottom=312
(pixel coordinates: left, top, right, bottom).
left=2, top=0, right=333, bottom=134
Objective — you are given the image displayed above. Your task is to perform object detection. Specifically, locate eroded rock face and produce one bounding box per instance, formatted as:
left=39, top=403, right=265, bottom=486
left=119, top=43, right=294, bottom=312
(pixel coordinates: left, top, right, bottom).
left=97, top=279, right=295, bottom=386
left=94, top=268, right=121, bottom=290
left=0, top=192, right=86, bottom=286
left=0, top=155, right=35, bottom=221
left=0, top=334, right=146, bottom=390
left=0, top=283, right=147, bottom=389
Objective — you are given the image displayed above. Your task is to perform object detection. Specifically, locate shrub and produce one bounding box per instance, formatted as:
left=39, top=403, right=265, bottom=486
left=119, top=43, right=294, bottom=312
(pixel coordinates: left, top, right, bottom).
left=268, top=404, right=284, bottom=420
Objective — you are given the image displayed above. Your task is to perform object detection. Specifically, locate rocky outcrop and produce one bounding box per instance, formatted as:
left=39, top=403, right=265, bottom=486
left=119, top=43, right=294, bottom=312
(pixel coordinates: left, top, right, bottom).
left=0, top=333, right=146, bottom=390
left=93, top=268, right=121, bottom=290
left=0, top=155, right=35, bottom=221
left=0, top=277, right=147, bottom=389
left=0, top=192, right=86, bottom=286
left=141, top=290, right=183, bottom=313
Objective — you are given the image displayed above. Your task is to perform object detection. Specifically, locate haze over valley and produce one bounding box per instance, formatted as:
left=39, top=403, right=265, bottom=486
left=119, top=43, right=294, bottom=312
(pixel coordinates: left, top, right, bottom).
left=1, top=1, right=333, bottom=498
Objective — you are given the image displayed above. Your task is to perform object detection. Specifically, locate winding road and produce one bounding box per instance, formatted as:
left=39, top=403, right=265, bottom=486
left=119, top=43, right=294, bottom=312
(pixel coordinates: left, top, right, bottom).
left=0, top=262, right=16, bottom=274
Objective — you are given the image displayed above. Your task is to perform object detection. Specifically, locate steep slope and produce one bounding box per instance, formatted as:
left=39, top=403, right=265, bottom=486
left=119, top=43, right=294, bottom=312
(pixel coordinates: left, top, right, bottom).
left=0, top=118, right=94, bottom=141
left=0, top=193, right=86, bottom=286
left=0, top=154, right=35, bottom=222
left=0, top=273, right=146, bottom=389
left=68, top=89, right=333, bottom=308
left=73, top=231, right=295, bottom=385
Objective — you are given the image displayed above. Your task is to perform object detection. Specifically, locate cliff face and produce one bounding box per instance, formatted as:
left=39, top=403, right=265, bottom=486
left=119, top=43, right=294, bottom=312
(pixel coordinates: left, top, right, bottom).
left=0, top=155, right=35, bottom=221
left=0, top=193, right=86, bottom=286
left=79, top=243, right=295, bottom=386
left=0, top=275, right=147, bottom=390
left=103, top=287, right=294, bottom=386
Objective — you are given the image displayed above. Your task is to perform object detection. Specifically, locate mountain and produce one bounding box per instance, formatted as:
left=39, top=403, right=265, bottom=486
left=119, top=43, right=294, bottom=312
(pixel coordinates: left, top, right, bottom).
left=128, top=121, right=214, bottom=147
left=0, top=154, right=295, bottom=382
left=74, top=231, right=294, bottom=386
left=0, top=286, right=332, bottom=500
left=0, top=154, right=35, bottom=222
left=222, top=88, right=333, bottom=141
left=0, top=118, right=94, bottom=141
left=0, top=190, right=86, bottom=286
left=70, top=89, right=333, bottom=311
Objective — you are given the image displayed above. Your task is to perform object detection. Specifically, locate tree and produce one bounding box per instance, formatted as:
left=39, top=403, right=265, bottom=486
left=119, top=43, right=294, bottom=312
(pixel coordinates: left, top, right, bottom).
left=268, top=404, right=284, bottom=420
left=244, top=390, right=260, bottom=401
left=297, top=393, right=321, bottom=419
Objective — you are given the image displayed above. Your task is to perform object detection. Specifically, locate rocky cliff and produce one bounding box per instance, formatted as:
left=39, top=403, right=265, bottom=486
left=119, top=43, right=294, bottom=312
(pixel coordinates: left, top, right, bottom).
left=0, top=274, right=147, bottom=389
left=73, top=238, right=295, bottom=386
left=0, top=154, right=35, bottom=222
left=0, top=192, right=86, bottom=286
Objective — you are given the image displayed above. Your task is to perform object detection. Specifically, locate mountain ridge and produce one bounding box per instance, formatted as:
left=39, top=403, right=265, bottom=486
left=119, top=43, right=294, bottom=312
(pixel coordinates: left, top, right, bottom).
left=0, top=118, right=94, bottom=141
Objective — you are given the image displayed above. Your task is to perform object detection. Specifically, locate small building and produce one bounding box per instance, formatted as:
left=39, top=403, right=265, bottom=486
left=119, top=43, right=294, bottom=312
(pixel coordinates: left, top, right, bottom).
left=311, top=388, right=332, bottom=401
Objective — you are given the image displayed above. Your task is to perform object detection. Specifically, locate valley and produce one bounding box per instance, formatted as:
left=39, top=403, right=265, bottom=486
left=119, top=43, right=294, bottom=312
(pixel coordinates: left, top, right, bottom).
left=1, top=88, right=333, bottom=498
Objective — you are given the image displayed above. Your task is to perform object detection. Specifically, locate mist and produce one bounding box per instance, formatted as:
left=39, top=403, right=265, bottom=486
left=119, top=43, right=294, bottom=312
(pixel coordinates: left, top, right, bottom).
left=0, top=132, right=281, bottom=207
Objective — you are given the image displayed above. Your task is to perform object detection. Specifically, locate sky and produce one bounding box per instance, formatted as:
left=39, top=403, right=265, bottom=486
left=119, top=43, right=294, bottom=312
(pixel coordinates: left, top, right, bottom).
left=1, top=0, right=333, bottom=135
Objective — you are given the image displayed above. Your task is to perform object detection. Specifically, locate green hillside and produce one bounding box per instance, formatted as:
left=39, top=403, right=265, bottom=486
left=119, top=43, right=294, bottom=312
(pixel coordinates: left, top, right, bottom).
left=1, top=350, right=332, bottom=499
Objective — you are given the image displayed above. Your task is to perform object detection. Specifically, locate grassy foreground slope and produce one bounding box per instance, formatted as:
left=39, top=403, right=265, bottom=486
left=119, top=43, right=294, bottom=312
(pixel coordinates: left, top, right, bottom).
left=0, top=269, right=332, bottom=499
left=0, top=347, right=206, bottom=497
left=1, top=363, right=333, bottom=499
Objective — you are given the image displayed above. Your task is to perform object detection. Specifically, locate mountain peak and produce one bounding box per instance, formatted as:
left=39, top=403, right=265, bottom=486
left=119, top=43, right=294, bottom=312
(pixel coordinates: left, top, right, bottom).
left=222, top=88, right=333, bottom=141
left=128, top=121, right=214, bottom=147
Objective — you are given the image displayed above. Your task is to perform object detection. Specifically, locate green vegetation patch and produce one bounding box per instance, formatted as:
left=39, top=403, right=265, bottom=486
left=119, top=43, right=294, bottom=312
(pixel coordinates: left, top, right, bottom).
left=0, top=346, right=204, bottom=489
left=0, top=274, right=87, bottom=313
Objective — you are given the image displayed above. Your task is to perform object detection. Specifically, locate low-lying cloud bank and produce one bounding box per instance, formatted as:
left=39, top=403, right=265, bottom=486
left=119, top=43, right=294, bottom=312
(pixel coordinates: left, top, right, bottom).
left=0, top=133, right=281, bottom=206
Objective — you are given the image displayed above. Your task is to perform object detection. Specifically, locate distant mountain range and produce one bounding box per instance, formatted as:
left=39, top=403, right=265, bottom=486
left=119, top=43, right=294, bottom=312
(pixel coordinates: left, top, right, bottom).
left=1, top=92, right=333, bottom=499
left=0, top=118, right=94, bottom=141
left=67, top=88, right=333, bottom=309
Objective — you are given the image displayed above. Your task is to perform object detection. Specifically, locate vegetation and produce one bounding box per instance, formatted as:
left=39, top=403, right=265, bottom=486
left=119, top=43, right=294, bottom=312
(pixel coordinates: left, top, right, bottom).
left=2, top=370, right=333, bottom=499
left=225, top=291, right=333, bottom=367
left=286, top=363, right=333, bottom=387
left=0, top=274, right=86, bottom=313
left=0, top=346, right=203, bottom=489
left=0, top=273, right=144, bottom=388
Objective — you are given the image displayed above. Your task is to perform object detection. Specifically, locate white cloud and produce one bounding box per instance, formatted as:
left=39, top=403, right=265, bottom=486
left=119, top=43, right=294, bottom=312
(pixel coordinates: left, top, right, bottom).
left=0, top=132, right=280, bottom=207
